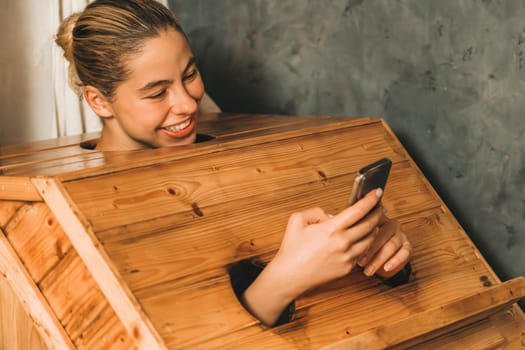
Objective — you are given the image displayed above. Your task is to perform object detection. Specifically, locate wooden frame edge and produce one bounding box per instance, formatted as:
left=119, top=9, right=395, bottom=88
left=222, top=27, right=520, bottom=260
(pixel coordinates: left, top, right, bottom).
left=0, top=227, right=74, bottom=349
left=322, top=277, right=525, bottom=350
left=32, top=177, right=167, bottom=350
left=0, top=176, right=42, bottom=201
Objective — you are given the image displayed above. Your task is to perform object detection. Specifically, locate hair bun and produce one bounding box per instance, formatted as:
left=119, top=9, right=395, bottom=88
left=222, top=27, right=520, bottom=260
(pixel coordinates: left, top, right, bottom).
left=55, top=12, right=83, bottom=95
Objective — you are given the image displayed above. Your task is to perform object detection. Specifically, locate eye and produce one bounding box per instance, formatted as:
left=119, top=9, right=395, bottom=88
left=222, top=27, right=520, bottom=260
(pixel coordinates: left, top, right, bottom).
left=147, top=89, right=167, bottom=99
left=183, top=69, right=198, bottom=82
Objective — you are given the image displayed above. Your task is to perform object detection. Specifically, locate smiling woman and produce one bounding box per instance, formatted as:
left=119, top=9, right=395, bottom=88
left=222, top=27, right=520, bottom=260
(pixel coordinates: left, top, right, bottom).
left=55, top=0, right=216, bottom=151
left=54, top=0, right=412, bottom=329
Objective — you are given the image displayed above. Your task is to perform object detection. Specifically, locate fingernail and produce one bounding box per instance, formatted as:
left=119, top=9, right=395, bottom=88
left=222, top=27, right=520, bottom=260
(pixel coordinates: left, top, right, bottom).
left=364, top=264, right=375, bottom=276
left=384, top=263, right=393, bottom=272
left=375, top=188, right=383, bottom=197
left=357, top=256, right=367, bottom=267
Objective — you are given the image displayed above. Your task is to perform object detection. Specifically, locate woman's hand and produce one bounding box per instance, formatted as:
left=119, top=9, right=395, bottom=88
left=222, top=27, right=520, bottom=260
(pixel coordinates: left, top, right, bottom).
left=356, top=210, right=412, bottom=279
left=242, top=188, right=384, bottom=326
left=271, top=188, right=386, bottom=295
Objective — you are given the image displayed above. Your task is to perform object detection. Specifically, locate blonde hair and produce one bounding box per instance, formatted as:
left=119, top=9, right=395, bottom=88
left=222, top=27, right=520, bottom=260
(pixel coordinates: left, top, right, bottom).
left=55, top=0, right=184, bottom=99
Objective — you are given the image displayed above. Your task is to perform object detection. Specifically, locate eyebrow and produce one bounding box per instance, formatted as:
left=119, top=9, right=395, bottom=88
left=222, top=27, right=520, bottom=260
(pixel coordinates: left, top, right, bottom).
left=137, top=56, right=197, bottom=92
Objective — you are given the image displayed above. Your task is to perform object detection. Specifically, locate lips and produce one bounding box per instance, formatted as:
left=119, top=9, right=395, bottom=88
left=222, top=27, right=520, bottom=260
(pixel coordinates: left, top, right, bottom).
left=160, top=118, right=195, bottom=139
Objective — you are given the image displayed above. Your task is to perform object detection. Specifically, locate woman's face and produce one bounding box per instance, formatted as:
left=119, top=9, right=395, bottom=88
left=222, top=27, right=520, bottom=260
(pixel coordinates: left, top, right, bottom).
left=99, top=28, right=204, bottom=150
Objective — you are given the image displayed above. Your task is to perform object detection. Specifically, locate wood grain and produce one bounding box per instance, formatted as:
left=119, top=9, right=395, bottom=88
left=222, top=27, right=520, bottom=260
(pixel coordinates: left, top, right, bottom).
left=39, top=250, right=136, bottom=350
left=322, top=277, right=525, bottom=350
left=65, top=122, right=405, bottom=232
left=5, top=202, right=72, bottom=283
left=0, top=200, right=24, bottom=228
left=132, top=211, right=503, bottom=349
left=0, top=274, right=48, bottom=350
left=0, top=176, right=42, bottom=201
left=0, top=228, right=74, bottom=349
left=33, top=178, right=167, bottom=350
left=1, top=114, right=524, bottom=349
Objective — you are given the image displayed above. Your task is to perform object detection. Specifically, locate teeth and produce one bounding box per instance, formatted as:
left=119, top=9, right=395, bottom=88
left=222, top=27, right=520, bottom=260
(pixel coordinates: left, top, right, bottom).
left=164, top=119, right=191, bottom=132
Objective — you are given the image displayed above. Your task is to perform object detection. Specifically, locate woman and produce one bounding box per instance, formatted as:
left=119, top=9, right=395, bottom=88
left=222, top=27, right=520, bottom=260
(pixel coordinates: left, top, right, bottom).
left=56, top=0, right=411, bottom=327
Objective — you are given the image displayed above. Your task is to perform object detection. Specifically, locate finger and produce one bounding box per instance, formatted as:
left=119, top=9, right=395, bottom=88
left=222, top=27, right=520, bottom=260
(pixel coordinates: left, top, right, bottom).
left=332, top=188, right=383, bottom=230
left=340, top=205, right=383, bottom=243
left=345, top=228, right=378, bottom=262
left=382, top=239, right=412, bottom=274
left=362, top=232, right=404, bottom=276
left=377, top=206, right=388, bottom=226
left=287, top=207, right=328, bottom=229
left=357, top=218, right=398, bottom=267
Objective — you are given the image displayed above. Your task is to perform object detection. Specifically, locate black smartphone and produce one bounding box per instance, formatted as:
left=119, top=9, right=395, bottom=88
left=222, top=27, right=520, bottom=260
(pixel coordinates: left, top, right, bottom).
left=347, top=157, right=392, bottom=206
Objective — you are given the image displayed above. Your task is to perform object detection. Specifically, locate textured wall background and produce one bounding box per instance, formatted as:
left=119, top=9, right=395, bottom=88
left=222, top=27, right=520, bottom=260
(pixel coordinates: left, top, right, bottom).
left=169, top=0, right=525, bottom=296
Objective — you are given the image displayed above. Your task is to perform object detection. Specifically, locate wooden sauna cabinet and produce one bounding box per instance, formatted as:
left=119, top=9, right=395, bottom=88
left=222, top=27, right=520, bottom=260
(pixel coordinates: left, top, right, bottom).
left=0, top=113, right=524, bottom=350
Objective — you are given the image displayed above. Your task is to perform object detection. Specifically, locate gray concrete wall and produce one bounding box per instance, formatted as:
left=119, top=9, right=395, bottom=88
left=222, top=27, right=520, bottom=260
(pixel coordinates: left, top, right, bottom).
left=169, top=0, right=525, bottom=298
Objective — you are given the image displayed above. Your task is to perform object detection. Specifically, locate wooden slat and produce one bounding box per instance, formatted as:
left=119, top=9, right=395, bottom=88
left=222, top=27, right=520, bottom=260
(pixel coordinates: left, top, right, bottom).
left=1, top=115, right=371, bottom=179
left=411, top=305, right=525, bottom=349
left=147, top=259, right=496, bottom=349
left=0, top=132, right=100, bottom=158
left=39, top=250, right=136, bottom=350
left=0, top=228, right=74, bottom=349
left=53, top=116, right=374, bottom=181
left=0, top=200, right=24, bottom=228
left=65, top=122, right=406, bottom=233
left=195, top=113, right=331, bottom=137
left=409, top=318, right=505, bottom=350
left=0, top=146, right=96, bottom=172
left=0, top=273, right=48, bottom=350
left=0, top=176, right=42, bottom=201
left=322, top=277, right=525, bottom=350
left=5, top=202, right=72, bottom=283
left=95, top=161, right=437, bottom=297
left=32, top=178, right=167, bottom=350
left=132, top=208, right=499, bottom=349
left=85, top=206, right=487, bottom=349
left=4, top=201, right=135, bottom=349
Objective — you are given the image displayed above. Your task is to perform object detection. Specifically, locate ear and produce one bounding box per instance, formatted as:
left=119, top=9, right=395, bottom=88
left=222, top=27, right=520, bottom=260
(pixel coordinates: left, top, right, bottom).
left=84, top=85, right=114, bottom=119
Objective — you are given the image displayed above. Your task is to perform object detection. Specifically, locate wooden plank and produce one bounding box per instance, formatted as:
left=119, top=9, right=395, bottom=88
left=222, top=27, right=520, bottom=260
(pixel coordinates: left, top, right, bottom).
left=0, top=200, right=24, bottom=228
left=1, top=115, right=370, bottom=179
left=132, top=208, right=499, bottom=349
left=84, top=206, right=490, bottom=349
left=32, top=178, right=167, bottom=350
left=51, top=116, right=375, bottom=181
left=146, top=259, right=495, bottom=349
left=321, top=277, right=525, bottom=350
left=409, top=318, right=505, bottom=350
left=5, top=202, right=72, bottom=283
left=0, top=273, right=48, bottom=350
left=0, top=176, right=42, bottom=201
left=96, top=161, right=437, bottom=296
left=39, top=250, right=136, bottom=350
left=73, top=304, right=138, bottom=350
left=486, top=305, right=525, bottom=349
left=65, top=122, right=406, bottom=233
left=0, top=132, right=99, bottom=159
left=195, top=113, right=331, bottom=137
left=296, top=209, right=493, bottom=310
left=0, top=228, right=74, bottom=349
left=0, top=145, right=96, bottom=171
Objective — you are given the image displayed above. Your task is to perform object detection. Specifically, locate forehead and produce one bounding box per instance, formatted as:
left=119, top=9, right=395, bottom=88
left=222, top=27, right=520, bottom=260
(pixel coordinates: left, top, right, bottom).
left=124, top=29, right=193, bottom=85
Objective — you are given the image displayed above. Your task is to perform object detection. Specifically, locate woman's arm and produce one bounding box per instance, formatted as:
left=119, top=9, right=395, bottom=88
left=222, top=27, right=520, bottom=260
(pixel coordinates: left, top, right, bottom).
left=242, top=189, right=392, bottom=326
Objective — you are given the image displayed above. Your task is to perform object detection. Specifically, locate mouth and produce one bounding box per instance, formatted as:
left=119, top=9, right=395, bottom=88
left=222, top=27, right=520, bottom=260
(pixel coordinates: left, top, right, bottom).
left=160, top=117, right=196, bottom=139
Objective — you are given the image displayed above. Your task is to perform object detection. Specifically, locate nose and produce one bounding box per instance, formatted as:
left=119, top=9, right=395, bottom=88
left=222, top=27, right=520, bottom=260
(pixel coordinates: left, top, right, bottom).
left=168, top=84, right=199, bottom=116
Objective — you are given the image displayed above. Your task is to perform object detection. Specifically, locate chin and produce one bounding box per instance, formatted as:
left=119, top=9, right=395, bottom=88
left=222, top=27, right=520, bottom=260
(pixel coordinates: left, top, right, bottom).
left=164, top=132, right=197, bottom=148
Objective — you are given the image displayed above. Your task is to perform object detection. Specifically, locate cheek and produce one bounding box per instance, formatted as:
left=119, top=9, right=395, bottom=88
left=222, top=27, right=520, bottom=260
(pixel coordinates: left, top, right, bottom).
left=189, top=77, right=205, bottom=100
